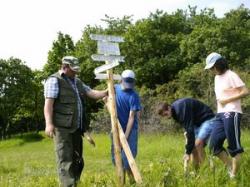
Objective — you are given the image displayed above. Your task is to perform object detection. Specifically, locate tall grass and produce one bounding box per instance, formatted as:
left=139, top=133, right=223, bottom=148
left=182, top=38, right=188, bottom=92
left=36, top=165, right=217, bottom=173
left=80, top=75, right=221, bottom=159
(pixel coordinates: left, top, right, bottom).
left=0, top=131, right=250, bottom=187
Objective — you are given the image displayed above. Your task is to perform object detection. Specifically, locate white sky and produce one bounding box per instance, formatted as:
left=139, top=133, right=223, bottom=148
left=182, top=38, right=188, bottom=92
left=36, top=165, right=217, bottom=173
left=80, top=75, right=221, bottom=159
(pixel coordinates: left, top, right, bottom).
left=0, top=0, right=249, bottom=70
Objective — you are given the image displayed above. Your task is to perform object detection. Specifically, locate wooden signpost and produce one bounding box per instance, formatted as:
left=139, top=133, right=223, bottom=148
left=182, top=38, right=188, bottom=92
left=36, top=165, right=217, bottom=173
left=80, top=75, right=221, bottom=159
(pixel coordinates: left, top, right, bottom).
left=90, top=34, right=142, bottom=186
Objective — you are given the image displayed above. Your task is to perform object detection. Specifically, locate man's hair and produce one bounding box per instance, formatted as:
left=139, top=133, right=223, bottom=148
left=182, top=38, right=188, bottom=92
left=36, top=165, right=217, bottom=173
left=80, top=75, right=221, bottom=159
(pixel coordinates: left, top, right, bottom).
left=157, top=102, right=170, bottom=115
left=214, top=58, right=229, bottom=75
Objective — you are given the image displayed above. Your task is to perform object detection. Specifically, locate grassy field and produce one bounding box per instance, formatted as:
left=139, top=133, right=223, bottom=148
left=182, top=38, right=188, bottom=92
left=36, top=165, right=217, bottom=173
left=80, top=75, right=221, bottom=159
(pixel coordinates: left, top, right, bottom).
left=0, top=131, right=250, bottom=187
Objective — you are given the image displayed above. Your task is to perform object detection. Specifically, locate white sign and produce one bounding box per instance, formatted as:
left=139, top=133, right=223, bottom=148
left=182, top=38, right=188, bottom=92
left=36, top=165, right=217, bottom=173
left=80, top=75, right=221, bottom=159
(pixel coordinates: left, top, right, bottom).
left=91, top=54, right=125, bottom=62
left=97, top=41, right=120, bottom=55
left=94, top=61, right=120, bottom=74
left=90, top=34, right=124, bottom=43
left=95, top=73, right=121, bottom=80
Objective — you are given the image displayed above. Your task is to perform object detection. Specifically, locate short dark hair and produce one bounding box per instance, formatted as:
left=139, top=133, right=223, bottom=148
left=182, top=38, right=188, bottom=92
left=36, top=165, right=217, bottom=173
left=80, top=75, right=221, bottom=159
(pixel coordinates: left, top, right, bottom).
left=214, top=58, right=229, bottom=74
left=157, top=102, right=170, bottom=115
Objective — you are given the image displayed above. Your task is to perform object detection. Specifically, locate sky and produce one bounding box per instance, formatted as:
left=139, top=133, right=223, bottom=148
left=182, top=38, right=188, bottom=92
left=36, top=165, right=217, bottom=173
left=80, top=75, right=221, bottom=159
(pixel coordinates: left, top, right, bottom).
left=0, top=0, right=249, bottom=70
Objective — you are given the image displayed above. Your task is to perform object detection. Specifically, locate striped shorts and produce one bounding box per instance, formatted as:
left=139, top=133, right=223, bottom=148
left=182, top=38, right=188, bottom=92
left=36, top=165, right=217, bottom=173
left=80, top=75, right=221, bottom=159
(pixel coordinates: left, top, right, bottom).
left=208, top=112, right=244, bottom=157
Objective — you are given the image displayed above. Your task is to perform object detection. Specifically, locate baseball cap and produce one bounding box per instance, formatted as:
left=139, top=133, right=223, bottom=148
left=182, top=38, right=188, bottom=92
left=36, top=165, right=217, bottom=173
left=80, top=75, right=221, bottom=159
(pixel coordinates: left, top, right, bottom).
left=204, top=52, right=222, bottom=69
left=121, top=69, right=135, bottom=89
left=62, top=56, right=80, bottom=72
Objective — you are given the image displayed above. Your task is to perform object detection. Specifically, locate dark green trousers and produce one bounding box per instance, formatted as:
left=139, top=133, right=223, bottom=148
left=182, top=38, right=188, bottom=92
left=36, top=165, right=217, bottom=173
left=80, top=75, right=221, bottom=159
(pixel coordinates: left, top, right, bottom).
left=54, top=129, right=84, bottom=187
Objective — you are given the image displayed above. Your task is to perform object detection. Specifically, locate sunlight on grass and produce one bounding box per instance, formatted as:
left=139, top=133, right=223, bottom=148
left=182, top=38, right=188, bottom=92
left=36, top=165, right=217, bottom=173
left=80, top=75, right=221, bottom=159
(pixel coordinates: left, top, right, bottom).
left=0, top=131, right=250, bottom=186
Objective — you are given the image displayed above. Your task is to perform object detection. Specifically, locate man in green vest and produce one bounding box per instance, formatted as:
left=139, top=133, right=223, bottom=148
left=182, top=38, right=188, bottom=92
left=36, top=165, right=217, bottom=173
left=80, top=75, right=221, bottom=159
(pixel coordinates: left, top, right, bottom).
left=44, top=56, right=107, bottom=187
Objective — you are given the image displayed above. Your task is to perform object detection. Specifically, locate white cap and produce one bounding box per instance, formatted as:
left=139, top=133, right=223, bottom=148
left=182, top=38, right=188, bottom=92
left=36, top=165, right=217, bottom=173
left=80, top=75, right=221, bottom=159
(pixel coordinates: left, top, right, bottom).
left=204, top=52, right=222, bottom=69
left=121, top=70, right=135, bottom=89
left=121, top=69, right=135, bottom=79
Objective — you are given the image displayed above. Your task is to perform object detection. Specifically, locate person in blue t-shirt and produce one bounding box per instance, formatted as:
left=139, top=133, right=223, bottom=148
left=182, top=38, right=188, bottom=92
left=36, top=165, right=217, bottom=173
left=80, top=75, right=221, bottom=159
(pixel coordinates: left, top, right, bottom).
left=157, top=98, right=216, bottom=169
left=104, top=69, right=141, bottom=183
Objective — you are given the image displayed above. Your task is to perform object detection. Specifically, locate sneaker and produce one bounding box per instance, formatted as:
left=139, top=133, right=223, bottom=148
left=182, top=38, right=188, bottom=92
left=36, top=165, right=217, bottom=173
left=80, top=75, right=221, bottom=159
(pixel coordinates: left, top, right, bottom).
left=229, top=171, right=235, bottom=179
left=227, top=167, right=235, bottom=179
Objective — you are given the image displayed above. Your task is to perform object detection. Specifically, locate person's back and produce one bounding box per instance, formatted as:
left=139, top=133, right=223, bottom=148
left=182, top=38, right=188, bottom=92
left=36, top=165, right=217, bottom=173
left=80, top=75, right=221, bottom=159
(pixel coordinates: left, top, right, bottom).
left=111, top=70, right=141, bottom=183
left=115, top=84, right=140, bottom=131
left=157, top=98, right=216, bottom=168
left=171, top=98, right=214, bottom=128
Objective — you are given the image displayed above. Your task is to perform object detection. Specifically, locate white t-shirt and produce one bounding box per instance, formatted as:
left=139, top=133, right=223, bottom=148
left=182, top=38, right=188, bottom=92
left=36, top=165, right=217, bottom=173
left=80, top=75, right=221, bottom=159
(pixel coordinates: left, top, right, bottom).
left=214, top=70, right=245, bottom=113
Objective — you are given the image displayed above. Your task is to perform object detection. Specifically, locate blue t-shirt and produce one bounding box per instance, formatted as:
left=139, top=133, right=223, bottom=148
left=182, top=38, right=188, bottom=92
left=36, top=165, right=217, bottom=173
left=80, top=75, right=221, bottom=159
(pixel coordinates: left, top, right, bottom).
left=115, top=84, right=141, bottom=131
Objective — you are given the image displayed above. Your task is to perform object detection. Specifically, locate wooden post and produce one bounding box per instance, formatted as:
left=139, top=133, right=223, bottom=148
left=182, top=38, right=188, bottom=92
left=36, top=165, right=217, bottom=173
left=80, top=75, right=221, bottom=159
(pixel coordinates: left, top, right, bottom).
left=105, top=70, right=142, bottom=184
left=90, top=34, right=142, bottom=185
left=117, top=121, right=143, bottom=184
left=106, top=66, right=124, bottom=186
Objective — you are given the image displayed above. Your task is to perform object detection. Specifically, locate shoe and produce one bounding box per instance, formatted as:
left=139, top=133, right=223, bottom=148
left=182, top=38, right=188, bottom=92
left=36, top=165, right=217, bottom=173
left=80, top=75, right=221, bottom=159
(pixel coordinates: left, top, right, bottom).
left=229, top=172, right=235, bottom=179
left=227, top=167, right=235, bottom=179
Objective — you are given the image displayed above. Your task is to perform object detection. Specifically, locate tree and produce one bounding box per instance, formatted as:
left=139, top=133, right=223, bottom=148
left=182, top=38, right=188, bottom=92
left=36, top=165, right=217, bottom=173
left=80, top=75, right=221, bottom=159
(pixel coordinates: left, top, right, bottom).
left=39, top=6, right=250, bottom=132
left=101, top=14, right=133, bottom=35
left=43, top=32, right=75, bottom=77
left=180, top=5, right=250, bottom=69
left=74, top=25, right=103, bottom=87
left=0, top=58, right=34, bottom=139
left=219, top=5, right=250, bottom=68
left=121, top=10, right=191, bottom=88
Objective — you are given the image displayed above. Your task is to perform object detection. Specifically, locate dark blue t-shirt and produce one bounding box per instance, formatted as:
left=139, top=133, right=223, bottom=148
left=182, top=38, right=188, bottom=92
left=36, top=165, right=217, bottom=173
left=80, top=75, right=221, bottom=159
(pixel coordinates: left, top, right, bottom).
left=115, top=84, right=141, bottom=131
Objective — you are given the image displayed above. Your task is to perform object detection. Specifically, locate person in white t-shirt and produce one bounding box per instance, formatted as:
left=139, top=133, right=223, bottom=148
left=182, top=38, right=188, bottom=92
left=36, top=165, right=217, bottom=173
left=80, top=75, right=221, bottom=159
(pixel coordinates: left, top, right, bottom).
left=204, top=52, right=249, bottom=178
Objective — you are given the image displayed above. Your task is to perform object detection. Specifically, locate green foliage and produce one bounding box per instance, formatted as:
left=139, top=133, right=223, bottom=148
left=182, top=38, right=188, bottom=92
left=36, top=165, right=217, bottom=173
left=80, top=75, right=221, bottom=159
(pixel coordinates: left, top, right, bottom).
left=101, top=14, right=133, bottom=35
left=0, top=58, right=41, bottom=138
left=1, top=5, right=250, bottom=136
left=43, top=32, right=75, bottom=77
left=173, top=63, right=215, bottom=104
left=75, top=25, right=104, bottom=87
left=74, top=26, right=108, bottom=119
left=187, top=5, right=217, bottom=27
left=121, top=10, right=190, bottom=88
left=180, top=5, right=250, bottom=68
left=39, top=5, right=250, bottom=132
left=219, top=6, right=250, bottom=68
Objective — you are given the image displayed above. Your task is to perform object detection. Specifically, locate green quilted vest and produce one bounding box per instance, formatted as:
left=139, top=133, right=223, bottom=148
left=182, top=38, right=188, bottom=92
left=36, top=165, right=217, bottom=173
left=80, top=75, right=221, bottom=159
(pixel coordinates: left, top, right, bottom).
left=50, top=72, right=89, bottom=133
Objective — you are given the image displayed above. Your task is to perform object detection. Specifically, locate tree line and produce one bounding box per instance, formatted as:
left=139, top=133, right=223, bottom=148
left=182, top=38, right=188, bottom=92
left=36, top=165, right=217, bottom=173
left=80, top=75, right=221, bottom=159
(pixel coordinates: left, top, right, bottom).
left=0, top=5, right=249, bottom=139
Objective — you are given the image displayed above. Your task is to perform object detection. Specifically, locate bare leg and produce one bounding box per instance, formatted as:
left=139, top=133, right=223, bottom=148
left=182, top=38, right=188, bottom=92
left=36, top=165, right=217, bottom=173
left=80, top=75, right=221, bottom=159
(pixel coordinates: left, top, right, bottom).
left=217, top=150, right=231, bottom=169
left=195, top=139, right=205, bottom=165
left=231, top=154, right=241, bottom=177
left=191, top=148, right=200, bottom=170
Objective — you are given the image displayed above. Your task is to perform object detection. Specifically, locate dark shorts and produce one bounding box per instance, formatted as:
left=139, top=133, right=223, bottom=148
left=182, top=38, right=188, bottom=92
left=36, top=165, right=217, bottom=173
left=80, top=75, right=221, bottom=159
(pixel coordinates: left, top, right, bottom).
left=208, top=112, right=244, bottom=157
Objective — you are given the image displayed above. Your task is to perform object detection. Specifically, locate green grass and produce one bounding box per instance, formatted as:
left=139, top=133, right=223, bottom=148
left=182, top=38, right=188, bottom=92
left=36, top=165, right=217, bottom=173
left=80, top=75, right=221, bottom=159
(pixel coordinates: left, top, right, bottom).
left=0, top=131, right=250, bottom=186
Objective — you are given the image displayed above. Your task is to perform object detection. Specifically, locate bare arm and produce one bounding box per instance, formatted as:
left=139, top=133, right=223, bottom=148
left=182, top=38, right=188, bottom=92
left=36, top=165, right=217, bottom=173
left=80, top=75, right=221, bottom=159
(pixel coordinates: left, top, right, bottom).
left=103, top=96, right=111, bottom=113
left=44, top=98, right=55, bottom=138
left=86, top=89, right=108, bottom=100
left=103, top=97, right=137, bottom=138
left=125, top=111, right=136, bottom=139
left=84, top=131, right=96, bottom=147
left=219, top=86, right=249, bottom=105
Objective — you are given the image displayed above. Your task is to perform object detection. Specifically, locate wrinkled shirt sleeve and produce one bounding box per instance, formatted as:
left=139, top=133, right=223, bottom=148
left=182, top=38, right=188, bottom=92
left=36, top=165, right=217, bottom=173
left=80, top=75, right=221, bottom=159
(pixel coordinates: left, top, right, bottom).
left=129, top=93, right=141, bottom=112
left=82, top=83, right=91, bottom=93
left=175, top=101, right=195, bottom=154
left=44, top=77, right=59, bottom=98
